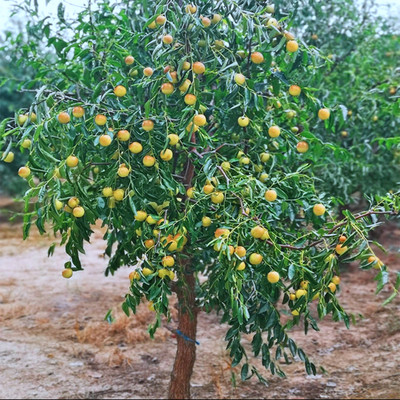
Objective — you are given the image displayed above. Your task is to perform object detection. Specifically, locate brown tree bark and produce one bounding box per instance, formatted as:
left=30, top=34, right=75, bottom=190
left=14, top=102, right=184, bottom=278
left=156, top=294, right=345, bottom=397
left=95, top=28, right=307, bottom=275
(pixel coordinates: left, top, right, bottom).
left=168, top=260, right=198, bottom=400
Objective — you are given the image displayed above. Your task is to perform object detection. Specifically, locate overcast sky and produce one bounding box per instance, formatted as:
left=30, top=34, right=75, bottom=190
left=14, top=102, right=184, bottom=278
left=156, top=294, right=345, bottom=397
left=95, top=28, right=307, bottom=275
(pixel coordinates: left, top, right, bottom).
left=0, top=0, right=399, bottom=31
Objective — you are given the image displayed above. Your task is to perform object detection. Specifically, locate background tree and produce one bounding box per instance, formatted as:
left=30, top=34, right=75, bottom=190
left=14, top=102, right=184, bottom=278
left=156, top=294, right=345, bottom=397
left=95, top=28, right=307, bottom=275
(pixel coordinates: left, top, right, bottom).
left=291, top=0, right=400, bottom=204
left=1, top=1, right=399, bottom=399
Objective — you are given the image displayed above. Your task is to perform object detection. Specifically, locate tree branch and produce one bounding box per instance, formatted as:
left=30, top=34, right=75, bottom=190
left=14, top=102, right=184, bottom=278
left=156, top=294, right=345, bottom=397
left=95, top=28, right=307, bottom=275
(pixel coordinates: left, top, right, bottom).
left=265, top=209, right=398, bottom=251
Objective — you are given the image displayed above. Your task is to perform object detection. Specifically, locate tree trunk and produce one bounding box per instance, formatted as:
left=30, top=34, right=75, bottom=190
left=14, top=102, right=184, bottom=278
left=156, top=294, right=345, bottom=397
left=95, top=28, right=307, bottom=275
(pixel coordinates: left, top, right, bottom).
left=168, top=263, right=197, bottom=400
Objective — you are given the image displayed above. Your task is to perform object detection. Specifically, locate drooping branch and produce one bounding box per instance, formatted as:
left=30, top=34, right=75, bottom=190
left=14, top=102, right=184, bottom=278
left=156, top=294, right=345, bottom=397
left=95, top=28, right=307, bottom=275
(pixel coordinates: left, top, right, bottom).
left=265, top=209, right=398, bottom=251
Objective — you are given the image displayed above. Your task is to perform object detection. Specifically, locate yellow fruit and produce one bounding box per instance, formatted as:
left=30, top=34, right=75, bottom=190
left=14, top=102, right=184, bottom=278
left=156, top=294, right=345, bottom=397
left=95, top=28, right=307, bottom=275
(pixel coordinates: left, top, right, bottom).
left=142, top=267, right=153, bottom=276
left=341, top=130, right=348, bottom=138
left=168, top=134, right=179, bottom=146
left=289, top=85, right=301, bottom=96
left=300, top=280, right=309, bottom=289
left=335, top=244, right=348, bottom=255
left=235, top=246, right=246, bottom=258
left=202, top=216, right=212, bottom=227
left=99, top=135, right=112, bottom=147
left=18, top=166, right=31, bottom=178
left=237, top=262, right=246, bottom=271
left=129, top=271, right=140, bottom=281
left=311, top=34, right=318, bottom=40
left=213, top=242, right=222, bottom=251
left=239, top=157, right=250, bottom=165
left=221, top=161, right=230, bottom=171
left=291, top=310, right=300, bottom=316
left=143, top=155, right=156, bottom=167
left=18, top=114, right=28, bottom=125
left=117, top=130, right=130, bottom=141
left=265, top=189, right=277, bottom=202
left=312, top=293, right=320, bottom=301
left=260, top=152, right=270, bottom=163
left=179, top=79, right=192, bottom=92
left=102, top=187, right=113, bottom=197
left=259, top=173, right=269, bottom=183
left=234, top=73, right=246, bottom=85
left=372, top=115, right=378, bottom=122
left=113, top=189, right=124, bottom=201
left=185, top=4, right=197, bottom=13
left=67, top=197, right=80, bottom=208
left=339, top=235, right=347, bottom=243
left=108, top=197, right=116, bottom=208
left=186, top=187, right=195, bottom=198
left=143, top=67, right=154, bottom=77
left=184, top=94, right=197, bottom=105
left=318, top=108, right=330, bottom=120
left=212, top=13, right=222, bottom=24
left=193, top=114, right=207, bottom=126
left=328, top=282, right=337, bottom=293
left=135, top=210, right=148, bottom=221
left=161, top=82, right=174, bottom=95
left=284, top=31, right=295, bottom=40
left=21, top=139, right=32, bottom=149
left=193, top=61, right=206, bottom=74
left=66, top=155, right=79, bottom=168
left=72, top=106, right=85, bottom=118
left=29, top=112, right=37, bottom=122
left=214, top=39, right=225, bottom=49
left=296, top=141, right=309, bottom=153
left=214, top=228, right=229, bottom=238
left=182, top=61, right=191, bottom=70
left=53, top=168, right=62, bottom=178
left=251, top=226, right=265, bottom=239
left=160, top=149, right=173, bottom=161
left=296, top=289, right=307, bottom=298
left=186, top=122, right=199, bottom=133
left=238, top=116, right=250, bottom=127
left=124, top=55, right=135, bottom=65
left=142, top=120, right=154, bottom=131
left=331, top=275, right=340, bottom=285
left=211, top=192, right=224, bottom=204
left=162, top=256, right=175, bottom=267
left=266, top=17, right=278, bottom=28
left=148, top=21, right=157, bottom=29
left=156, top=15, right=166, bottom=25
left=289, top=293, right=296, bottom=301
left=73, top=206, right=85, bottom=218
left=268, top=125, right=281, bottom=138
left=129, top=141, right=143, bottom=153
left=203, top=184, right=214, bottom=194
left=251, top=52, right=264, bottom=64
left=94, top=114, right=107, bottom=126
left=267, top=271, right=280, bottom=284
left=249, top=253, right=263, bottom=265
left=162, top=34, right=173, bottom=44
left=146, top=215, right=157, bottom=225
left=55, top=199, right=63, bottom=210
left=201, top=16, right=211, bottom=27
left=261, top=230, right=270, bottom=240
left=57, top=112, right=71, bottom=125
left=117, top=164, right=130, bottom=177
left=62, top=269, right=73, bottom=279
left=313, top=203, right=326, bottom=216
left=114, top=85, right=127, bottom=97
left=144, top=239, right=155, bottom=249
left=286, top=40, right=299, bottom=52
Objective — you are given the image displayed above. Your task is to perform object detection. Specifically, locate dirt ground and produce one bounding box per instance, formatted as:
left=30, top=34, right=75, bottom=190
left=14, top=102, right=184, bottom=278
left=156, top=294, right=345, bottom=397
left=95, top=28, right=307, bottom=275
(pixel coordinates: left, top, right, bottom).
left=1, top=206, right=400, bottom=399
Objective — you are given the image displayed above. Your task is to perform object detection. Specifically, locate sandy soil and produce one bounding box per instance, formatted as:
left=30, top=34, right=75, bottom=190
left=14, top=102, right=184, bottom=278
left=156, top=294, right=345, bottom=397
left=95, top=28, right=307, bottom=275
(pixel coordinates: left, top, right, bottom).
left=1, top=214, right=400, bottom=399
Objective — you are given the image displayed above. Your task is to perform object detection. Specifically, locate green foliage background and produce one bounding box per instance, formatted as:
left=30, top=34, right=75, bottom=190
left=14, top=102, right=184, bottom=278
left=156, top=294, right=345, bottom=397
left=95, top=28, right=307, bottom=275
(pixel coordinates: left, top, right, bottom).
left=0, top=0, right=399, bottom=384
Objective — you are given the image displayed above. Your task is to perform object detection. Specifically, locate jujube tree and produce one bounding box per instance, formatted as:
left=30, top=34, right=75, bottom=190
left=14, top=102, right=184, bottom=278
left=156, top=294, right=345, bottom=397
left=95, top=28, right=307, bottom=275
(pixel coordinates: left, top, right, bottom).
left=1, top=1, right=399, bottom=399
